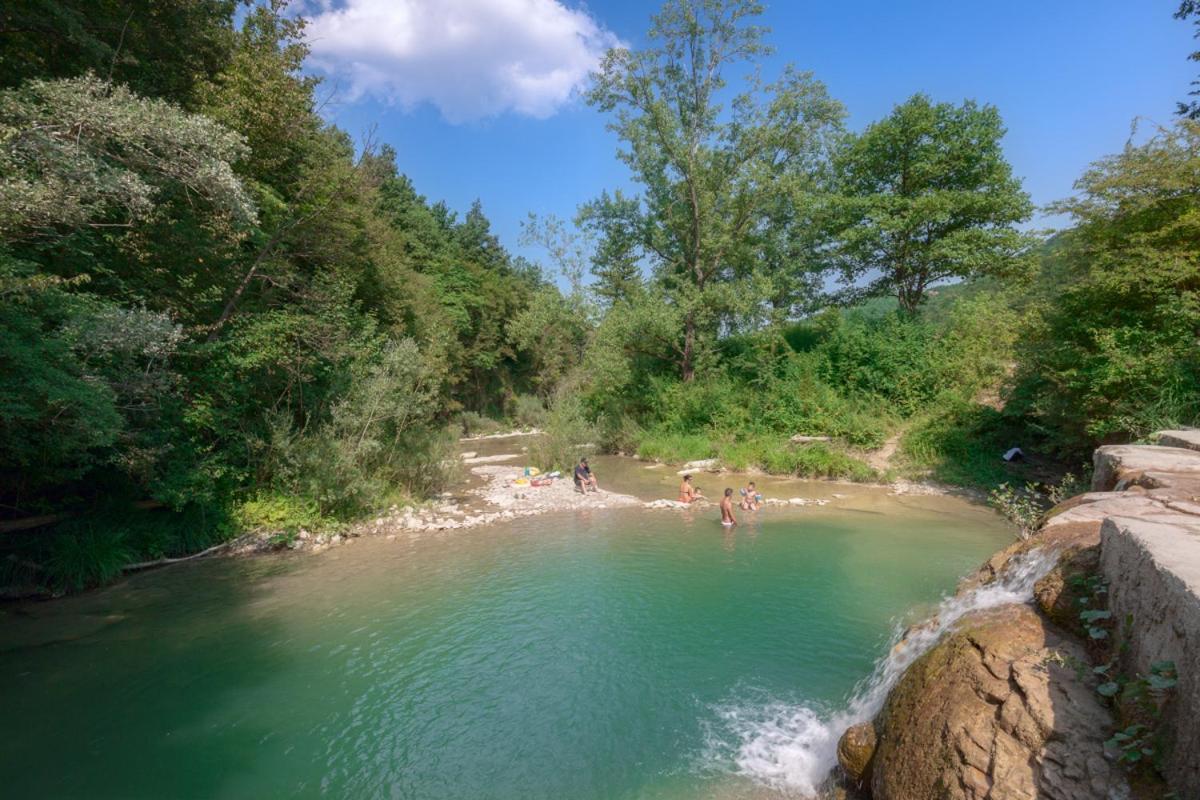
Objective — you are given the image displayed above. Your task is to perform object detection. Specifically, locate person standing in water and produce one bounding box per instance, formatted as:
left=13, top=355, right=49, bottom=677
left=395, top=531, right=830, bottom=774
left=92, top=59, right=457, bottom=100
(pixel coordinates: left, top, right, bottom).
left=720, top=488, right=737, bottom=526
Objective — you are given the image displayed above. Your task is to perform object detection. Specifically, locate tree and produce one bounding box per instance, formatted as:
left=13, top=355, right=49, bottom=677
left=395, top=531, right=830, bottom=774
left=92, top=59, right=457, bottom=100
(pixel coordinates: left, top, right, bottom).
left=1178, top=1, right=1200, bottom=118
left=576, top=191, right=644, bottom=306
left=1011, top=120, right=1200, bottom=453
left=0, top=1, right=239, bottom=107
left=584, top=0, right=844, bottom=381
left=0, top=75, right=254, bottom=241
left=829, top=93, right=1033, bottom=313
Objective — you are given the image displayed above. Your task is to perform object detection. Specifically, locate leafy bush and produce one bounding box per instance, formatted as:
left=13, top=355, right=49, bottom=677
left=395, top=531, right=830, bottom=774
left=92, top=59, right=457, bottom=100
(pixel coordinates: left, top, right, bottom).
left=527, top=389, right=596, bottom=472
left=510, top=393, right=546, bottom=430
left=1010, top=122, right=1200, bottom=458
left=236, top=494, right=326, bottom=533
left=761, top=441, right=875, bottom=481
left=263, top=339, right=457, bottom=516
left=987, top=483, right=1046, bottom=539
left=459, top=411, right=504, bottom=437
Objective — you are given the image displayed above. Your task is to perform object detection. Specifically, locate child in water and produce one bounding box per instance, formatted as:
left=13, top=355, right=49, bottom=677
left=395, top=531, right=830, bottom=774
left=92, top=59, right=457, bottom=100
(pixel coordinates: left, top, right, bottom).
left=720, top=488, right=737, bottom=527
left=739, top=481, right=762, bottom=511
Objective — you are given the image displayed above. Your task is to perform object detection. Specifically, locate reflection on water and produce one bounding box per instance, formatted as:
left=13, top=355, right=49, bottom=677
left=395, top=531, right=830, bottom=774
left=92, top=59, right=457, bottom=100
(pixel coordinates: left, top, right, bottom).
left=0, top=483, right=1012, bottom=799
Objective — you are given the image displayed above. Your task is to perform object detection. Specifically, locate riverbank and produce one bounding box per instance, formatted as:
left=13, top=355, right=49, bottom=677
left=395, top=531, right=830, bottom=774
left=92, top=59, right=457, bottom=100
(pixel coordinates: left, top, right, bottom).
left=183, top=439, right=978, bottom=558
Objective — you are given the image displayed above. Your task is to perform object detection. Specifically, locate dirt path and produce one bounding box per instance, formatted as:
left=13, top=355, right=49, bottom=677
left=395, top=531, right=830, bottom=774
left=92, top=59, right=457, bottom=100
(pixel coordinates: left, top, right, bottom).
left=867, top=429, right=905, bottom=473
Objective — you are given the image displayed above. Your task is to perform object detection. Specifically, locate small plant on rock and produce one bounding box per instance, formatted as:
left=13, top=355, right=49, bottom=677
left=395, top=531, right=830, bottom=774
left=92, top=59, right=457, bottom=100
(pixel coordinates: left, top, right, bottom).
left=988, top=482, right=1045, bottom=538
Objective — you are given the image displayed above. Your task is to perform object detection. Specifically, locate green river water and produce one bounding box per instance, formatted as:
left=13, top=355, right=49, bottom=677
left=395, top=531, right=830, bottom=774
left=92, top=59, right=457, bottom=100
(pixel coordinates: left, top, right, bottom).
left=0, top=459, right=1014, bottom=799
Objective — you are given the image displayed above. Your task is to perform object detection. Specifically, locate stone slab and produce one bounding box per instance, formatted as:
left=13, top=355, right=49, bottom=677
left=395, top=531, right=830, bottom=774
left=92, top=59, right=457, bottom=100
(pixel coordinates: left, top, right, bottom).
left=1092, top=445, right=1200, bottom=492
left=1157, top=429, right=1200, bottom=453
left=1100, top=514, right=1200, bottom=797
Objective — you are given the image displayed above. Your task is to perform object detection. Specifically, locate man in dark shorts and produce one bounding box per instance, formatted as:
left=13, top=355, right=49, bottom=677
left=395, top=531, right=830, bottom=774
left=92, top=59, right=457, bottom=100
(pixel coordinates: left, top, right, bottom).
left=574, top=457, right=598, bottom=493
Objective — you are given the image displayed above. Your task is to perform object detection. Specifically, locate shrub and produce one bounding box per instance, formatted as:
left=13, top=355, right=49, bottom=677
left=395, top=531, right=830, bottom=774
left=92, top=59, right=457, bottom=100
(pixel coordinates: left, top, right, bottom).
left=236, top=493, right=326, bottom=533
left=527, top=390, right=596, bottom=472
left=763, top=442, right=876, bottom=481
left=510, top=393, right=546, bottom=430
left=459, top=411, right=504, bottom=437
left=262, top=339, right=456, bottom=516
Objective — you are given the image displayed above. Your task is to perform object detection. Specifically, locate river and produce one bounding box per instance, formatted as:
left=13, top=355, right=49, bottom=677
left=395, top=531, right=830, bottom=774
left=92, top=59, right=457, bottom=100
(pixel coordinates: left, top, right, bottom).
left=0, top=451, right=1013, bottom=799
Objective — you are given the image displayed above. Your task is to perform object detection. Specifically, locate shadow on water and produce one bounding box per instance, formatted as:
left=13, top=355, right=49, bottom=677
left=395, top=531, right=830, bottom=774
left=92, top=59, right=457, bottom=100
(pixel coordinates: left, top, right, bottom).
left=0, top=556, right=299, bottom=799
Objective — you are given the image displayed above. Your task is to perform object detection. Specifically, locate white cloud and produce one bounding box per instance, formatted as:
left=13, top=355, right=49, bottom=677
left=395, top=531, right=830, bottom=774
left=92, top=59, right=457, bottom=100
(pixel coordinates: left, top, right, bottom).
left=303, top=0, right=621, bottom=123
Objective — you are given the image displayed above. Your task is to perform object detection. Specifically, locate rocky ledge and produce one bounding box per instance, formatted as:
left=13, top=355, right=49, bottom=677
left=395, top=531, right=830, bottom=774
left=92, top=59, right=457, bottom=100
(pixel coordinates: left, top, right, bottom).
left=836, top=430, right=1200, bottom=800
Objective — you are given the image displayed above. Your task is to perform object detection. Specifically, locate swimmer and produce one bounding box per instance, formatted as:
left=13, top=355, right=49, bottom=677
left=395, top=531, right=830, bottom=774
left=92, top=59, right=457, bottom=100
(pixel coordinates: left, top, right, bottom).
left=720, top=487, right=737, bottom=527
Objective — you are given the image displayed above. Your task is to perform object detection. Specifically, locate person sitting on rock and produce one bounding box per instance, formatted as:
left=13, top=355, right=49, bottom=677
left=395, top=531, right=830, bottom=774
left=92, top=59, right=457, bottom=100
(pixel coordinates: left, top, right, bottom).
left=574, top=457, right=598, bottom=494
left=678, top=474, right=703, bottom=503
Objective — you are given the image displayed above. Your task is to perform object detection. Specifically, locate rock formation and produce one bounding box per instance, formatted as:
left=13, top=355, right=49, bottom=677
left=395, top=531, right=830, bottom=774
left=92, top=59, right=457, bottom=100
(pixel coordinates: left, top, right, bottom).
left=867, top=604, right=1117, bottom=800
left=839, top=430, right=1200, bottom=799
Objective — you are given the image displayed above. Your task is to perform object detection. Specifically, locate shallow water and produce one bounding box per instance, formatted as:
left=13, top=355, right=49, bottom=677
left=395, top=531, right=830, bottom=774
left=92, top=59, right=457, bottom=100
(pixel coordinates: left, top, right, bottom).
left=0, top=478, right=1013, bottom=799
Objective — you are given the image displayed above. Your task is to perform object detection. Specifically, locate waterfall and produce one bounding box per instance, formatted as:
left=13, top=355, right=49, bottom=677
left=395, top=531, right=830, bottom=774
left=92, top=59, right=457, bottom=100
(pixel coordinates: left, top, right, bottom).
left=705, top=546, right=1059, bottom=797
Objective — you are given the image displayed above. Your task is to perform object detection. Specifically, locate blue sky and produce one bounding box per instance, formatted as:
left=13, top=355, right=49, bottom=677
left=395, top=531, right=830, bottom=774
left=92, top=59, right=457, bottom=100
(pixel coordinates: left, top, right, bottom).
left=304, top=1, right=1194, bottom=266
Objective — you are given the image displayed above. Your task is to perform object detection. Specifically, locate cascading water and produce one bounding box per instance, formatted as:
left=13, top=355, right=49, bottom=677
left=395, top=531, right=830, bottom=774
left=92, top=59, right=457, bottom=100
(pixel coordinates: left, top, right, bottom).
left=704, top=546, right=1060, bottom=797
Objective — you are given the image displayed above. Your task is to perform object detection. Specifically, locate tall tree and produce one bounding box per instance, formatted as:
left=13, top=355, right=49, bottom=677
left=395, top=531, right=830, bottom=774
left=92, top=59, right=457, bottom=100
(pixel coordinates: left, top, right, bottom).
left=584, top=0, right=844, bottom=381
left=0, top=0, right=239, bottom=107
left=1178, top=1, right=1200, bottom=119
left=1012, top=120, right=1200, bottom=452
left=829, top=93, right=1033, bottom=313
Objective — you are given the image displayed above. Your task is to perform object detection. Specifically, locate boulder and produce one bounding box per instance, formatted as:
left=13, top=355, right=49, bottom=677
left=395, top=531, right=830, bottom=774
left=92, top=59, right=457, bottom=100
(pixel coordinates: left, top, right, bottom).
left=837, top=722, right=876, bottom=786
left=1156, top=429, right=1200, bottom=453
left=1092, top=444, right=1200, bottom=492
left=870, top=604, right=1120, bottom=800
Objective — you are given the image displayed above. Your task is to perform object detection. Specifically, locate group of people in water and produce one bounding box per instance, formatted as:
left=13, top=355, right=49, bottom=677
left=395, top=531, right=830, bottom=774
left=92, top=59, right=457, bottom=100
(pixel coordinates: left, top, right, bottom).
left=678, top=474, right=762, bottom=526
left=573, top=457, right=762, bottom=527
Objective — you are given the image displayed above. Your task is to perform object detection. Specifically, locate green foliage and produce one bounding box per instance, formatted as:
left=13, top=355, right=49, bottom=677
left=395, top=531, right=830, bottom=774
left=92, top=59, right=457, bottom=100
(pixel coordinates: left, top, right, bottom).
left=987, top=483, right=1046, bottom=539
left=261, top=339, right=458, bottom=517
left=510, top=394, right=547, bottom=430
left=585, top=0, right=845, bottom=380
left=0, top=75, right=254, bottom=238
left=459, top=411, right=505, bottom=438
left=527, top=389, right=597, bottom=473
left=236, top=494, right=326, bottom=534
left=900, top=402, right=1019, bottom=488
left=1011, top=121, right=1200, bottom=458
left=829, top=93, right=1035, bottom=312
left=635, top=430, right=718, bottom=463
left=738, top=439, right=874, bottom=481
left=0, top=2, right=564, bottom=591
left=0, top=0, right=240, bottom=106
left=46, top=526, right=131, bottom=593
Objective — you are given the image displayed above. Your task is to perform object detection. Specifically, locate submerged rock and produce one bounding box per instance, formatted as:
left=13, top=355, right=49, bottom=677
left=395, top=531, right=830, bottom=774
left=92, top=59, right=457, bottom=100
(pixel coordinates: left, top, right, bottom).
left=869, top=604, right=1120, bottom=800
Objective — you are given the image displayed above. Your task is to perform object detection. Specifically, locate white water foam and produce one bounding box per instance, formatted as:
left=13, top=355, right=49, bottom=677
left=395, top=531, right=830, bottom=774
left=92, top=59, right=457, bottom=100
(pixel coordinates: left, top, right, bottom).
left=703, top=547, right=1059, bottom=797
